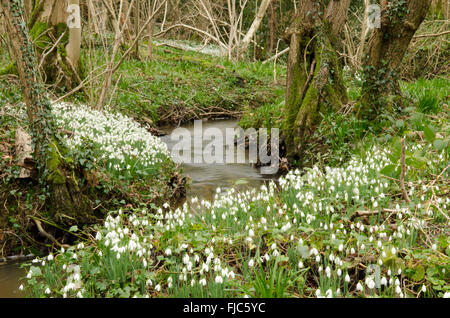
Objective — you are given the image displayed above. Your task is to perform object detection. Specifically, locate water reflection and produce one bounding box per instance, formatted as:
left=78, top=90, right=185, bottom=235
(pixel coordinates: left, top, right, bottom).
left=160, top=119, right=278, bottom=201
left=0, top=262, right=26, bottom=298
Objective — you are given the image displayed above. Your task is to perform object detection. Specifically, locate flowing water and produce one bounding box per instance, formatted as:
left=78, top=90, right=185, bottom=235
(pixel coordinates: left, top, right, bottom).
left=0, top=119, right=276, bottom=297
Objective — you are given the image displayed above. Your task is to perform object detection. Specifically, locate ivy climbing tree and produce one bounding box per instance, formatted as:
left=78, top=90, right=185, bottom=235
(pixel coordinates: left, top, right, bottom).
left=282, top=0, right=350, bottom=162
left=1, top=0, right=93, bottom=226
left=357, top=0, right=432, bottom=119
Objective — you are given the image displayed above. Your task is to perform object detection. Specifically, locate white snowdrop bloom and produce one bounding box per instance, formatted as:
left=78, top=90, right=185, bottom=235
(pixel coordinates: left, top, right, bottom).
left=155, top=284, right=161, bottom=292
left=271, top=243, right=277, bottom=250
left=315, top=255, right=321, bottom=263
left=398, top=268, right=402, bottom=275
left=356, top=282, right=363, bottom=292
left=165, top=248, right=172, bottom=256
left=325, top=266, right=331, bottom=277
left=395, top=285, right=402, bottom=294
left=366, top=279, right=375, bottom=289
left=391, top=247, right=396, bottom=255
left=337, top=269, right=342, bottom=277
left=338, top=244, right=344, bottom=252
left=316, top=289, right=322, bottom=298
left=199, top=278, right=207, bottom=286
left=298, top=261, right=304, bottom=268
left=380, top=277, right=387, bottom=286
left=47, top=254, right=54, bottom=261
left=432, top=244, right=437, bottom=250
left=421, top=285, right=426, bottom=293
left=387, top=269, right=392, bottom=276
left=326, top=289, right=333, bottom=298
left=19, top=284, right=24, bottom=291
left=443, top=292, right=450, bottom=298
left=215, top=276, right=223, bottom=284
left=345, top=274, right=350, bottom=283
left=395, top=278, right=400, bottom=286
left=248, top=259, right=255, bottom=267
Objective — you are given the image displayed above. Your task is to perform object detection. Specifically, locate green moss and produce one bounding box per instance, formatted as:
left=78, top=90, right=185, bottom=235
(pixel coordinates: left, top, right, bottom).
left=0, top=62, right=18, bottom=76
left=46, top=142, right=66, bottom=185
left=27, top=0, right=44, bottom=30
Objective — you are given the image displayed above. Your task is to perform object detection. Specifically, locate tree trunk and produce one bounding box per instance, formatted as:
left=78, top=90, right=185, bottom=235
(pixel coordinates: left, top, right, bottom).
left=283, top=0, right=350, bottom=162
left=28, top=0, right=82, bottom=91
left=240, top=0, right=272, bottom=55
left=1, top=0, right=93, bottom=226
left=357, top=0, right=432, bottom=119
left=267, top=0, right=278, bottom=53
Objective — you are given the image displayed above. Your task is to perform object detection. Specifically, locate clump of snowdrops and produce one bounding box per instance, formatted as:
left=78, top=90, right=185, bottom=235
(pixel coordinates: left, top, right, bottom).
left=20, top=138, right=449, bottom=298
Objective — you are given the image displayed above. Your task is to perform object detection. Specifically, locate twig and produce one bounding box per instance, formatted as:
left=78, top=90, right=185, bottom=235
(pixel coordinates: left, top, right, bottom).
left=350, top=208, right=397, bottom=221
left=262, top=47, right=289, bottom=64
left=413, top=30, right=450, bottom=39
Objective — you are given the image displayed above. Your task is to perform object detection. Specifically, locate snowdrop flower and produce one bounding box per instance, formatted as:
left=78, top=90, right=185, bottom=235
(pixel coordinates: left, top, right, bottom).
left=380, top=277, right=387, bottom=286
left=215, top=276, right=223, bottom=284
left=248, top=259, right=255, bottom=267
left=443, top=292, right=450, bottom=298
left=356, top=282, right=363, bottom=292
left=19, top=284, right=24, bottom=291
left=421, top=285, right=426, bottom=293
left=366, top=279, right=375, bottom=289
left=155, top=284, right=161, bottom=292
left=165, top=248, right=172, bottom=256
left=345, top=274, right=350, bottom=283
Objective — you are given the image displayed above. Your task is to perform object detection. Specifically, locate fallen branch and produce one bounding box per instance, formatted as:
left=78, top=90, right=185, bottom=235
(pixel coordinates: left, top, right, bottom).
left=33, top=219, right=70, bottom=249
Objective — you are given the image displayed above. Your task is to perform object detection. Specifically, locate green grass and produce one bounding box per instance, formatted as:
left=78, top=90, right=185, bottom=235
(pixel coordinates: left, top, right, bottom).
left=79, top=43, right=286, bottom=125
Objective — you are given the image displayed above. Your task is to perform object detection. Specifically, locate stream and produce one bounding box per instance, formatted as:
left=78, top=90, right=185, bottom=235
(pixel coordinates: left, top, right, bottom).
left=0, top=119, right=275, bottom=297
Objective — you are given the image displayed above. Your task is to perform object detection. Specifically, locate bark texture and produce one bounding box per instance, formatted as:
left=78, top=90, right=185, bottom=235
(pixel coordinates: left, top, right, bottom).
left=1, top=0, right=93, bottom=226
left=28, top=0, right=82, bottom=91
left=358, top=0, right=432, bottom=119
left=283, top=0, right=350, bottom=162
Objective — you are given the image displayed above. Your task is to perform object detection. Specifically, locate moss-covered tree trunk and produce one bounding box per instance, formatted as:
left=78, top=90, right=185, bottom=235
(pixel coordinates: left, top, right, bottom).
left=357, top=0, right=432, bottom=119
left=1, top=0, right=93, bottom=226
left=283, top=0, right=350, bottom=162
left=28, top=0, right=82, bottom=91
